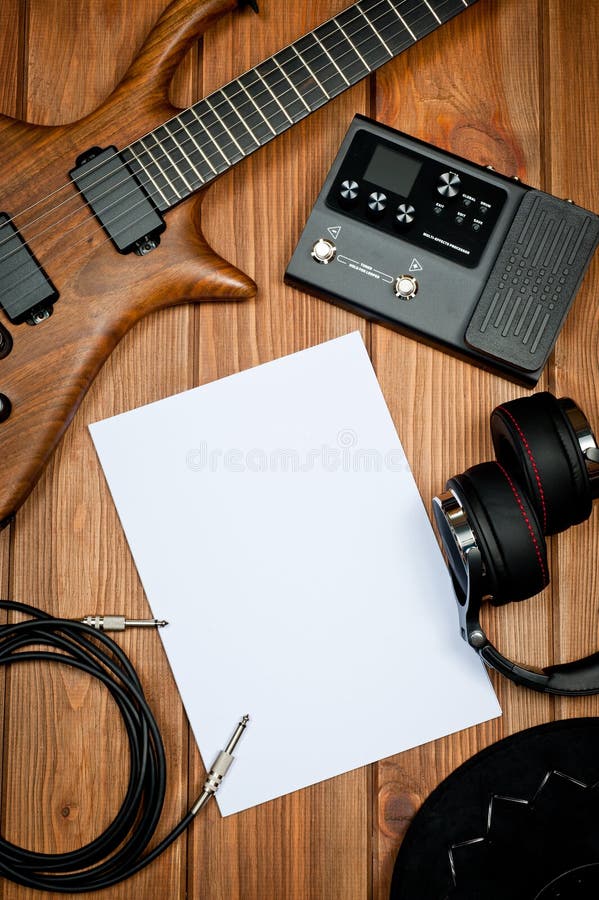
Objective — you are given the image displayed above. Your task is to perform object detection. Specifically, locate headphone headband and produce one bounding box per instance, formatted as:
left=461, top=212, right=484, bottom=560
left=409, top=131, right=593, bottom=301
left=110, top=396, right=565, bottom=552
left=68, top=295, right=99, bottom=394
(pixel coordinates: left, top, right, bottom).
left=433, top=483, right=599, bottom=696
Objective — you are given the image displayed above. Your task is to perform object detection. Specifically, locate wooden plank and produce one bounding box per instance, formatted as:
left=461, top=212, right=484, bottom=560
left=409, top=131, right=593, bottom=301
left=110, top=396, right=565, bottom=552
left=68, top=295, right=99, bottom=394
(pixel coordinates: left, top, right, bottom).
left=0, top=526, right=10, bottom=900
left=2, top=2, right=193, bottom=899
left=370, top=1, right=557, bottom=896
left=0, top=9, right=23, bottom=895
left=1, top=1, right=598, bottom=899
left=0, top=0, right=21, bottom=118
left=23, top=0, right=166, bottom=125
left=0, top=9, right=31, bottom=900
left=190, top=3, right=371, bottom=899
left=545, top=0, right=599, bottom=723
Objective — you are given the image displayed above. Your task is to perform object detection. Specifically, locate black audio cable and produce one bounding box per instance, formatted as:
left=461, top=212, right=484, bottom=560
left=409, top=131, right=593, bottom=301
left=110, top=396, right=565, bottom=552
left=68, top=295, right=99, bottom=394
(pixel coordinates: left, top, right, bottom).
left=0, top=598, right=248, bottom=893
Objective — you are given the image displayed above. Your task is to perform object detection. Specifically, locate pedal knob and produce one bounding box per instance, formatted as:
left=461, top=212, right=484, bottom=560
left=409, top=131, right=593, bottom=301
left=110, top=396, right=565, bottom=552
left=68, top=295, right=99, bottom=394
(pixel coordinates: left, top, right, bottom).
left=367, top=191, right=387, bottom=218
left=437, top=171, right=461, bottom=199
left=395, top=202, right=416, bottom=227
left=339, top=179, right=359, bottom=208
left=0, top=393, right=12, bottom=422
left=311, top=237, right=336, bottom=264
left=393, top=274, right=418, bottom=300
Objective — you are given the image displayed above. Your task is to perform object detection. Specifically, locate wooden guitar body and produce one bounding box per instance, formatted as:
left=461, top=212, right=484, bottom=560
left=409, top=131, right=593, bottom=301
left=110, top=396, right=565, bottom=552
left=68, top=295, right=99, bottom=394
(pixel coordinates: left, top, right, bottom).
left=0, top=0, right=255, bottom=526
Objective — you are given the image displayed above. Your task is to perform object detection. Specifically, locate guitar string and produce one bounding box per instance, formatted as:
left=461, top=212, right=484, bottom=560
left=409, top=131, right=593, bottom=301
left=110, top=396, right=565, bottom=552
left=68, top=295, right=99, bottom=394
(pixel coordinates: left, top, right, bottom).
left=116, top=0, right=463, bottom=186
left=0, top=10, right=450, bottom=318
left=0, top=0, right=466, bottom=308
left=0, top=0, right=459, bottom=236
left=0, top=0, right=453, bottom=244
left=0, top=0, right=463, bottom=300
left=0, top=0, right=461, bottom=254
left=0, top=7, right=402, bottom=256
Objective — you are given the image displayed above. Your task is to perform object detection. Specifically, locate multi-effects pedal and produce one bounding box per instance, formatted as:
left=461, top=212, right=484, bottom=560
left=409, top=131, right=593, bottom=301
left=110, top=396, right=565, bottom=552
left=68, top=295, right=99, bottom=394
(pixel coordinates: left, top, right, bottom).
left=285, top=115, right=599, bottom=385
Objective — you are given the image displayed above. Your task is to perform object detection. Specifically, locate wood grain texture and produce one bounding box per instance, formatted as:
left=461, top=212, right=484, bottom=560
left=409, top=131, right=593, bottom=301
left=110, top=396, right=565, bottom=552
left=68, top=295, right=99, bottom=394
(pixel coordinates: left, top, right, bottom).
left=1, top=1, right=599, bottom=898
left=0, top=0, right=253, bottom=527
left=192, top=5, right=371, bottom=898
left=545, top=0, right=599, bottom=723
left=370, top=4, right=553, bottom=892
left=0, top=1, right=21, bottom=119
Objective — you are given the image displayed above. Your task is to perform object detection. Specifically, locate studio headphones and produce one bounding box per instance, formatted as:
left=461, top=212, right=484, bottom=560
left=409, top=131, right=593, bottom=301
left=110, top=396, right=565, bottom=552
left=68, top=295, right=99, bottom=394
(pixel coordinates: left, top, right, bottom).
left=433, top=391, right=599, bottom=695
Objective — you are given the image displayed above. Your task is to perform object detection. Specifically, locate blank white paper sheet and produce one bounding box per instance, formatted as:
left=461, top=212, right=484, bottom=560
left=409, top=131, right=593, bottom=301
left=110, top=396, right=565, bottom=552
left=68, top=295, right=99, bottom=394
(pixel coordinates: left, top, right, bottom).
left=89, top=331, right=500, bottom=815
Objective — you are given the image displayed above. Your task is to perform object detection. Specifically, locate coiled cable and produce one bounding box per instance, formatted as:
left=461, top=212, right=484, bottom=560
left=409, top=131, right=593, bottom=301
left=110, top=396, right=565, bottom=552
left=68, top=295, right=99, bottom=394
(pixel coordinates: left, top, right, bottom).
left=0, top=599, right=247, bottom=893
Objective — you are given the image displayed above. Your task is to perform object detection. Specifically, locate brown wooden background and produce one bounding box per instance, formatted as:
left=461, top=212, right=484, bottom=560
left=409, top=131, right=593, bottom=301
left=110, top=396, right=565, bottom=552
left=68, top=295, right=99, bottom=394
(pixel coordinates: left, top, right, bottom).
left=1, top=1, right=598, bottom=897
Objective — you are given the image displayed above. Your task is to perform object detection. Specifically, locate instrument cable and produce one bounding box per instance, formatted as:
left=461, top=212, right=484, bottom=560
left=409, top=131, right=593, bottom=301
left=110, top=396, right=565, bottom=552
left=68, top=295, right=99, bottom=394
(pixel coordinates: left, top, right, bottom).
left=0, top=598, right=248, bottom=893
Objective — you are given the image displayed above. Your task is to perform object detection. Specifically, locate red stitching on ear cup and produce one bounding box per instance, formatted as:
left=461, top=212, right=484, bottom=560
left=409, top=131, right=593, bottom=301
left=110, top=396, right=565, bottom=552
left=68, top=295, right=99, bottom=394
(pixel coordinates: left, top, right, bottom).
left=491, top=392, right=591, bottom=535
left=495, top=462, right=548, bottom=586
left=448, top=462, right=549, bottom=604
left=495, top=404, right=547, bottom=532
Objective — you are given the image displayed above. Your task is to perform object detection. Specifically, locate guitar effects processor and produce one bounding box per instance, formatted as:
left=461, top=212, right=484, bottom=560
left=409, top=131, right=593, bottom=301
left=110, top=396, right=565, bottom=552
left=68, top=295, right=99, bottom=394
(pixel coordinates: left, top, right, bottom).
left=285, top=115, right=599, bottom=385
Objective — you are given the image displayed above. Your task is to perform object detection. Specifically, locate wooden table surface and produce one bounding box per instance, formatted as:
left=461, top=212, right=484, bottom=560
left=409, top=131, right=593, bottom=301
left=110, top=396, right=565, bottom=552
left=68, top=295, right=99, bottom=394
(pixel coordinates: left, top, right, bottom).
left=1, top=1, right=598, bottom=898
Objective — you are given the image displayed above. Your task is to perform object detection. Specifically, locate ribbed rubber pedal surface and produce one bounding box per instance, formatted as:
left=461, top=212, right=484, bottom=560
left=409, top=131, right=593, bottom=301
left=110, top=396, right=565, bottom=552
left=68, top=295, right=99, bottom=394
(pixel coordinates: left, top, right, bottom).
left=465, top=191, right=599, bottom=372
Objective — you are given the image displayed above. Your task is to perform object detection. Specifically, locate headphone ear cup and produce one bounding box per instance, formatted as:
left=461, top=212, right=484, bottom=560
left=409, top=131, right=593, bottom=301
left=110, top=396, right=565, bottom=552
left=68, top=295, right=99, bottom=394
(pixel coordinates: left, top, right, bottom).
left=490, top=392, right=592, bottom=535
left=448, top=461, right=549, bottom=605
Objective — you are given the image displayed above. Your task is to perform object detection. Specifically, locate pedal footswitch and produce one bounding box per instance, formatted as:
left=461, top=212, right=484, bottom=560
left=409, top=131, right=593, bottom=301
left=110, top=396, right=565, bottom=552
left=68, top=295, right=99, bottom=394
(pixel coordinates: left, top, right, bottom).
left=284, top=115, right=599, bottom=386
left=394, top=275, right=418, bottom=300
left=311, top=238, right=336, bottom=264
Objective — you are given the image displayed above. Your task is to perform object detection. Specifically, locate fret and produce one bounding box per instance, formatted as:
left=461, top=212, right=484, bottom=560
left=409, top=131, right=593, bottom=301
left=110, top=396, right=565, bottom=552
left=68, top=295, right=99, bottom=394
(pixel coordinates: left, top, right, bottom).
left=125, top=141, right=181, bottom=209
left=315, top=19, right=369, bottom=83
left=124, top=0, right=477, bottom=211
left=335, top=6, right=391, bottom=72
left=178, top=109, right=221, bottom=176
left=255, top=58, right=306, bottom=122
left=121, top=146, right=173, bottom=210
left=204, top=92, right=258, bottom=156
left=220, top=81, right=275, bottom=152
left=192, top=100, right=243, bottom=166
left=271, top=53, right=311, bottom=113
left=237, top=69, right=291, bottom=134
left=176, top=110, right=219, bottom=180
left=160, top=122, right=204, bottom=188
left=211, top=87, right=263, bottom=150
left=355, top=3, right=393, bottom=57
left=332, top=17, right=373, bottom=75
left=428, top=0, right=470, bottom=17
left=289, top=44, right=331, bottom=100
left=423, top=0, right=442, bottom=24
left=154, top=124, right=204, bottom=192
left=398, top=0, right=442, bottom=39
left=307, top=32, right=350, bottom=90
left=273, top=45, right=329, bottom=114
left=363, top=0, right=416, bottom=52
left=221, top=80, right=276, bottom=143
left=140, top=134, right=189, bottom=198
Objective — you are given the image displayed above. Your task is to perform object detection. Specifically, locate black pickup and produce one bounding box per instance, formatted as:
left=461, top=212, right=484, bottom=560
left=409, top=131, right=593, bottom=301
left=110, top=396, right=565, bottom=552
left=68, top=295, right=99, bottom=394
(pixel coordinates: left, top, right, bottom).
left=0, top=212, right=58, bottom=324
left=70, top=146, right=165, bottom=254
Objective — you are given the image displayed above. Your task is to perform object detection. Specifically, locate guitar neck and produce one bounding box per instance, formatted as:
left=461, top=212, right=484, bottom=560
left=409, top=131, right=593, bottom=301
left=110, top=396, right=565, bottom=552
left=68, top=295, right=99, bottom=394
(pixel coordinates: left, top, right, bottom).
left=122, top=0, right=475, bottom=211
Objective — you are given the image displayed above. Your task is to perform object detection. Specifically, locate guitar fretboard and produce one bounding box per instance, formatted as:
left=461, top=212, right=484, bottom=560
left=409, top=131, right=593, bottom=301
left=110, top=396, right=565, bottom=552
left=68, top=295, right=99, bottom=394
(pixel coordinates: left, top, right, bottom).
left=122, top=0, right=474, bottom=211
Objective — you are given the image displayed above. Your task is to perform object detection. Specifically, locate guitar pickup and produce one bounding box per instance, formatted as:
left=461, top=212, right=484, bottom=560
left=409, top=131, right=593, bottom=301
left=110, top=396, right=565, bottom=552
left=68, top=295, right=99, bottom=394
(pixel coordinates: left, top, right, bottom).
left=0, top=213, right=59, bottom=324
left=70, top=146, right=165, bottom=254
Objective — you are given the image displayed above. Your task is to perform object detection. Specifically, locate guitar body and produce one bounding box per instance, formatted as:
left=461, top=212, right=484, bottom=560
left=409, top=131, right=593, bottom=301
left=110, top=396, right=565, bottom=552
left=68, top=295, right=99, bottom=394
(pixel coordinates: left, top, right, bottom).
left=0, top=0, right=255, bottom=526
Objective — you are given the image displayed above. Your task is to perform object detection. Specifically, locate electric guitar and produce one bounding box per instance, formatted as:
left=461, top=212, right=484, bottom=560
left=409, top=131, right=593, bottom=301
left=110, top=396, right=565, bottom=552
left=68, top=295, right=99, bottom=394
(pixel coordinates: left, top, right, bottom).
left=0, top=0, right=476, bottom=526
